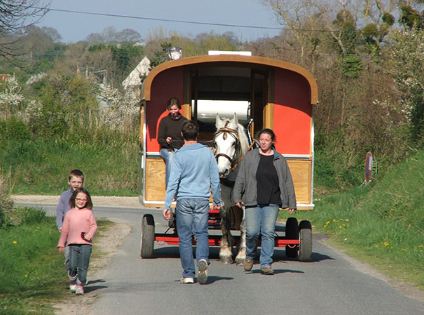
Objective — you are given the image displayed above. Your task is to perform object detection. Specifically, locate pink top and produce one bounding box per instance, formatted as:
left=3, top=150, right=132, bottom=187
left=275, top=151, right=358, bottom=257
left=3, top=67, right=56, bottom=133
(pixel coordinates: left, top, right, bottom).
left=57, top=207, right=97, bottom=247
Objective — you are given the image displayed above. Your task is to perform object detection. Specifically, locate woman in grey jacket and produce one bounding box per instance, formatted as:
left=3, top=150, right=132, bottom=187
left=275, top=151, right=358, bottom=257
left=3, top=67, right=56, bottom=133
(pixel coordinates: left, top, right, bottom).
left=233, top=128, right=296, bottom=275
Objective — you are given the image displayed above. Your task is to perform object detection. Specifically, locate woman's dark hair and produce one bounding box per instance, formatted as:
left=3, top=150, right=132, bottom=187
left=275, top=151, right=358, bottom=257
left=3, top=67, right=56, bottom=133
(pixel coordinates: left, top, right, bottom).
left=69, top=188, right=93, bottom=209
left=166, top=97, right=181, bottom=110
left=256, top=128, right=276, bottom=142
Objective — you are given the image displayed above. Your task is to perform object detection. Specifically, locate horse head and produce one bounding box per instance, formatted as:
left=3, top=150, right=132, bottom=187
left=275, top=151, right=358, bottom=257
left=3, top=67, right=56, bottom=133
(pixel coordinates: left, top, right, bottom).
left=215, top=113, right=245, bottom=178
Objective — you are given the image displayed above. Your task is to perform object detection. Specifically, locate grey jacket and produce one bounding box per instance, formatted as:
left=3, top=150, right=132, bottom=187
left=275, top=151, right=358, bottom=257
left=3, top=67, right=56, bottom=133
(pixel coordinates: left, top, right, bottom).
left=232, top=148, right=297, bottom=208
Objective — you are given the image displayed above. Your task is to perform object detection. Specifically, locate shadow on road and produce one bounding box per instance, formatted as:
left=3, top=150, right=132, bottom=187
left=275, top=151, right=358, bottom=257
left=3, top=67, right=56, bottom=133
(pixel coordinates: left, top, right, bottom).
left=85, top=279, right=107, bottom=293
left=273, top=248, right=334, bottom=263
left=147, top=247, right=334, bottom=264
left=198, top=276, right=234, bottom=284
left=250, top=269, right=304, bottom=275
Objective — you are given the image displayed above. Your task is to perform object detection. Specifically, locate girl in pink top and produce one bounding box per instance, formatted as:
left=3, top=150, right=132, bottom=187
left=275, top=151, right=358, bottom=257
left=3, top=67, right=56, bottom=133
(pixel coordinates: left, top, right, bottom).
left=57, top=188, right=97, bottom=295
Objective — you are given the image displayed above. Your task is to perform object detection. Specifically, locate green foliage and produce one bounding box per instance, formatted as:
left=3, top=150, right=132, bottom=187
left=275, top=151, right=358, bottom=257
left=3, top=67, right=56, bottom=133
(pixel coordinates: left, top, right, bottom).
left=0, top=210, right=62, bottom=289
left=25, top=74, right=100, bottom=138
left=111, top=44, right=144, bottom=80
left=341, top=54, right=362, bottom=78
left=0, top=174, right=13, bottom=228
left=0, top=211, right=110, bottom=314
left=28, top=44, right=66, bottom=75
left=389, top=28, right=424, bottom=144
left=314, top=133, right=363, bottom=191
left=399, top=4, right=424, bottom=30
left=0, top=118, right=31, bottom=141
left=302, top=149, right=424, bottom=288
left=150, top=42, right=173, bottom=67
left=382, top=12, right=395, bottom=26
left=333, top=9, right=358, bottom=55
left=361, top=23, right=379, bottom=43
left=4, top=207, right=48, bottom=226
left=148, top=33, right=240, bottom=67
left=0, top=135, right=139, bottom=195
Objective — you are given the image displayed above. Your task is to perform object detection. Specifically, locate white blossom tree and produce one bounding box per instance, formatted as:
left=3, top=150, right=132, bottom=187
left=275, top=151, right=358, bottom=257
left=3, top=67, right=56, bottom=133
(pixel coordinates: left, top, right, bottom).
left=0, top=76, right=24, bottom=118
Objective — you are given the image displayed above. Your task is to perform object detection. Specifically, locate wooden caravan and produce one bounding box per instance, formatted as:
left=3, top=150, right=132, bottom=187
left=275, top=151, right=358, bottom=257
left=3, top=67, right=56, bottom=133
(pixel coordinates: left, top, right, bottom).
left=140, top=54, right=318, bottom=209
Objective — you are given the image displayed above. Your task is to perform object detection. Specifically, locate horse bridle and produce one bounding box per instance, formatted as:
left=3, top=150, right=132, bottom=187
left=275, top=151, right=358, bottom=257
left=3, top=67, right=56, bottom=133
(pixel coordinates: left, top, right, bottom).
left=214, top=122, right=242, bottom=170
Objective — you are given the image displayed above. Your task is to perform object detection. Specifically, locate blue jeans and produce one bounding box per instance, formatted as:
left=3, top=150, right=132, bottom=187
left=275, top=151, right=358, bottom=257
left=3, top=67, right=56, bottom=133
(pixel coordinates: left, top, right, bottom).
left=68, top=244, right=92, bottom=285
left=64, top=245, right=70, bottom=270
left=176, top=198, right=210, bottom=278
left=245, top=204, right=279, bottom=267
left=160, top=148, right=175, bottom=188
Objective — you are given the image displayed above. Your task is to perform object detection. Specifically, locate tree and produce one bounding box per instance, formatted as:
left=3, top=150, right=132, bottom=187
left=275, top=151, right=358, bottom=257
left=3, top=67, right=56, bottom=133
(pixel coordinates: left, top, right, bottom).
left=389, top=28, right=424, bottom=143
left=0, top=0, right=49, bottom=57
left=85, top=27, right=142, bottom=44
left=0, top=75, right=24, bottom=118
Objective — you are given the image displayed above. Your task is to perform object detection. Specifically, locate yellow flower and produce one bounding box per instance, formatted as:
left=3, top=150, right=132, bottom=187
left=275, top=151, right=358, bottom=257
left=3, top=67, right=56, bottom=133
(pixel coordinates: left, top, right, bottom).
left=12, top=240, right=17, bottom=245
left=383, top=241, right=390, bottom=248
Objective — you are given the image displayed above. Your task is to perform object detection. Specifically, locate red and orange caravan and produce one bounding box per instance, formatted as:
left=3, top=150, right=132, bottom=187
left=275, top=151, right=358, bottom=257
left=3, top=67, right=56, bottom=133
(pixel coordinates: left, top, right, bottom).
left=139, top=53, right=318, bottom=210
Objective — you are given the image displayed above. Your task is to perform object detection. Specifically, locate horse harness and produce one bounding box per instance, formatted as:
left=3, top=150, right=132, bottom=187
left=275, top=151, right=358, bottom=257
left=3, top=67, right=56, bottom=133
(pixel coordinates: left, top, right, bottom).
left=214, top=121, right=242, bottom=171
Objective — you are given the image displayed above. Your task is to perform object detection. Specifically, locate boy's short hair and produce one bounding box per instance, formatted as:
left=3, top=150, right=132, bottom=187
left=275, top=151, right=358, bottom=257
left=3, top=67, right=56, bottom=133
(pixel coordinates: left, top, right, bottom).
left=181, top=120, right=198, bottom=141
left=166, top=97, right=181, bottom=110
left=69, top=169, right=84, bottom=181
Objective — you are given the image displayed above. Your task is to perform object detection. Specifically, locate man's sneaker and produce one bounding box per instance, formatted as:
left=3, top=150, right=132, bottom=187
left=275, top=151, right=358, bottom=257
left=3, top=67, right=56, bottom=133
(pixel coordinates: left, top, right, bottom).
left=197, top=259, right=208, bottom=284
left=180, top=277, right=194, bottom=284
left=243, top=258, right=254, bottom=271
left=261, top=265, right=274, bottom=275
left=75, top=285, right=84, bottom=295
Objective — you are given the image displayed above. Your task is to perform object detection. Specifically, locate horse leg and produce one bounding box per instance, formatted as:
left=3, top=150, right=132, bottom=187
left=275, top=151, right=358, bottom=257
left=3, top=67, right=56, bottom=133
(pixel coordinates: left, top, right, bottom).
left=235, top=208, right=246, bottom=265
left=219, top=182, right=234, bottom=264
left=219, top=212, right=233, bottom=264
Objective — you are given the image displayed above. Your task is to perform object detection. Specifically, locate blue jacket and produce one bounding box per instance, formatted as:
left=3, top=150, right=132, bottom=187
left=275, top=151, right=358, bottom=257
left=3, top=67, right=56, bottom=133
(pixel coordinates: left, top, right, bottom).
left=56, top=188, right=73, bottom=229
left=165, top=143, right=222, bottom=208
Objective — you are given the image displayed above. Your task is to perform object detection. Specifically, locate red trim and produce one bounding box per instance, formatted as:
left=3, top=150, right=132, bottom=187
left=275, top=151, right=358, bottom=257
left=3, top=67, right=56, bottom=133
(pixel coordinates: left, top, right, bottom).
left=154, top=235, right=300, bottom=247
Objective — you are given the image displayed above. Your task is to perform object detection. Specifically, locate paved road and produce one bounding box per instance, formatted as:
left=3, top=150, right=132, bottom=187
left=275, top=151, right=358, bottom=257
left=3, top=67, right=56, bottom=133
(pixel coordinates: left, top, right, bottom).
left=23, top=203, right=424, bottom=315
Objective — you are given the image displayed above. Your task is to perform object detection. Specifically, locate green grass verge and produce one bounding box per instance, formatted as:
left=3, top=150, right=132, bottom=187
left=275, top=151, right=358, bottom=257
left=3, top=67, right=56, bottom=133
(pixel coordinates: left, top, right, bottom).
left=0, top=209, right=111, bottom=314
left=285, top=149, right=424, bottom=290
left=0, top=138, right=140, bottom=196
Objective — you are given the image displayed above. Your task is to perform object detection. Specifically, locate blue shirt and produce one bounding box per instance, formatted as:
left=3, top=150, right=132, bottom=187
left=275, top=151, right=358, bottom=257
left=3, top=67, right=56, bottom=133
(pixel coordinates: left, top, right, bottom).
left=165, top=143, right=222, bottom=208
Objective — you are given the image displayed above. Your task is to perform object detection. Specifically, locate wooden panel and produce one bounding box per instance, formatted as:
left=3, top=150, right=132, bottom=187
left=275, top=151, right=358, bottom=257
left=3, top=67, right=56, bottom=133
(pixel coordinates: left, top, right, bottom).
left=145, top=157, right=166, bottom=201
left=287, top=159, right=312, bottom=205
left=181, top=103, right=191, bottom=120
left=144, top=157, right=312, bottom=207
left=263, top=103, right=274, bottom=129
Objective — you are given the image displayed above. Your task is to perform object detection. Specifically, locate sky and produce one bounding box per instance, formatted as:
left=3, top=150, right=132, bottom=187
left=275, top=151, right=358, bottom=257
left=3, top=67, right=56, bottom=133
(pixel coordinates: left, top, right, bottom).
left=37, top=0, right=283, bottom=43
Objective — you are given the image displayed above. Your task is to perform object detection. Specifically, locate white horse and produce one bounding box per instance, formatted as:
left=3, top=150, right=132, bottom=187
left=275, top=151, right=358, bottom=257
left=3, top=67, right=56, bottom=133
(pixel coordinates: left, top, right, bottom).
left=215, top=113, right=250, bottom=264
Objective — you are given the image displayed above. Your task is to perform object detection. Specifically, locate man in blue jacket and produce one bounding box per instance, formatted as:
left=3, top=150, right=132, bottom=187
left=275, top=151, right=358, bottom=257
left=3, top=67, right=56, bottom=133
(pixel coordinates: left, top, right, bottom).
left=163, top=120, right=222, bottom=285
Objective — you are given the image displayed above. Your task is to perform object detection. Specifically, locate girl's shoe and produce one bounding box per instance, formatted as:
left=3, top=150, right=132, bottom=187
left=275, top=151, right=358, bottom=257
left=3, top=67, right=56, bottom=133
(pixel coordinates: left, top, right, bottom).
left=75, top=285, right=84, bottom=295
left=69, top=283, right=77, bottom=292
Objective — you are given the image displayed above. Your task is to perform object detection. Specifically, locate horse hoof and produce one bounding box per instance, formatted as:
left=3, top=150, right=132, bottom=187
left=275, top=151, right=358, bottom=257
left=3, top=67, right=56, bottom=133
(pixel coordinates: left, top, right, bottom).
left=220, top=256, right=234, bottom=264
left=235, top=257, right=245, bottom=265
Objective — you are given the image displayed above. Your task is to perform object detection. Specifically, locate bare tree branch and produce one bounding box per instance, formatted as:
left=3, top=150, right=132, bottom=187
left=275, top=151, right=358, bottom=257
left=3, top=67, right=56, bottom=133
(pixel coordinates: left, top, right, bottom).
left=0, top=0, right=49, bottom=57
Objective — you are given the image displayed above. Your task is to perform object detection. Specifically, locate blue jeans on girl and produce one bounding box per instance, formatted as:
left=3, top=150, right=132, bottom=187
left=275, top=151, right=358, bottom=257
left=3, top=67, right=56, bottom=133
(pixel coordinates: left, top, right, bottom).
left=68, top=244, right=92, bottom=285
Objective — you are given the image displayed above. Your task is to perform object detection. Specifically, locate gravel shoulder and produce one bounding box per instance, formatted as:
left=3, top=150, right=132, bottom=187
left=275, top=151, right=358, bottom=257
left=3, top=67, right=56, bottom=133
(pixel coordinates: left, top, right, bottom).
left=53, top=219, right=132, bottom=314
